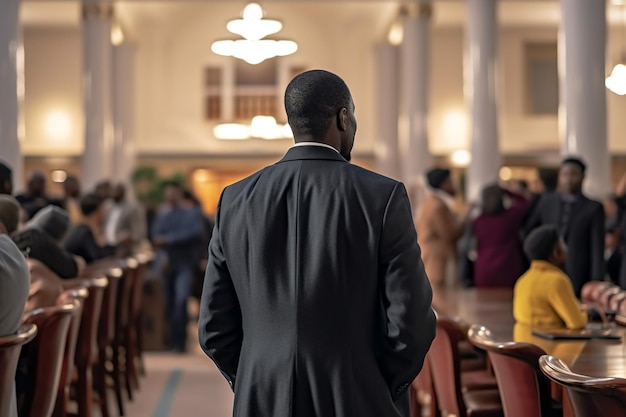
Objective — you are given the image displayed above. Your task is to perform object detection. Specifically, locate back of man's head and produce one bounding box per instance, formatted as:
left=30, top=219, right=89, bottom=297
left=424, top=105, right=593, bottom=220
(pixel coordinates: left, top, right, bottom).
left=523, top=225, right=560, bottom=262
left=284, top=69, right=352, bottom=140
left=0, top=161, right=12, bottom=195
left=0, top=195, right=21, bottom=234
left=80, top=193, right=103, bottom=217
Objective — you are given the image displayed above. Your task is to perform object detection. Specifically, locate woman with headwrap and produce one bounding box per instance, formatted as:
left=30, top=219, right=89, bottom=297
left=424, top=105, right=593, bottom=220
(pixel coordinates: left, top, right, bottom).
left=12, top=205, right=84, bottom=279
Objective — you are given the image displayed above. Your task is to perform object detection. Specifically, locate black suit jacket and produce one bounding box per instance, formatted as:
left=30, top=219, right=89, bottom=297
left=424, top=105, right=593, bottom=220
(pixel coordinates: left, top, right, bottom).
left=524, top=192, right=605, bottom=296
left=198, top=146, right=436, bottom=417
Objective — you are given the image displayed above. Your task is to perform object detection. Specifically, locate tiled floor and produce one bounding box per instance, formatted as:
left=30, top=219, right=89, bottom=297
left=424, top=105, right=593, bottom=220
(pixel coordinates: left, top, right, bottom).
left=104, top=319, right=234, bottom=417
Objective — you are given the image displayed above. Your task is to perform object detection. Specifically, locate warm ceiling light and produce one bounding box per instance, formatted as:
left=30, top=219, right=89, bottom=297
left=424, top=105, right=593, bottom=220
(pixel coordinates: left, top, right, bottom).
left=51, top=170, right=68, bottom=183
left=214, top=116, right=293, bottom=140
left=111, top=23, right=124, bottom=46
left=45, top=111, right=72, bottom=141
left=450, top=150, right=471, bottom=167
left=227, top=3, right=282, bottom=41
left=211, top=39, right=297, bottom=65
left=606, top=64, right=626, bottom=95
left=211, top=2, right=298, bottom=65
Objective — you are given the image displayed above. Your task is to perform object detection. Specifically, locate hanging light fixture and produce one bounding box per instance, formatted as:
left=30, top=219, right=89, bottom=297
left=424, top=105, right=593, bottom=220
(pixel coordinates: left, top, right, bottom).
left=607, top=2, right=626, bottom=95
left=211, top=3, right=298, bottom=65
left=214, top=115, right=293, bottom=140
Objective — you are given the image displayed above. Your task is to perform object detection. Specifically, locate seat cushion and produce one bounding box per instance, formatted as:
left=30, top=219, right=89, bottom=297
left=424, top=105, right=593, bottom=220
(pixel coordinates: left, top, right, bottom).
left=464, top=389, right=504, bottom=417
left=462, top=370, right=498, bottom=392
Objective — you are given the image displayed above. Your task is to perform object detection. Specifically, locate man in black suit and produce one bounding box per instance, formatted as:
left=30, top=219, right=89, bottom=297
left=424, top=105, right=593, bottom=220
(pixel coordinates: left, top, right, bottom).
left=525, top=157, right=604, bottom=296
left=198, top=70, right=436, bottom=417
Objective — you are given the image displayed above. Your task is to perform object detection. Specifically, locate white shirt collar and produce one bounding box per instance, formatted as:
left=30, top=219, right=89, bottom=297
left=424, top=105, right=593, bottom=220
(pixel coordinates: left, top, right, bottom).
left=291, top=142, right=340, bottom=154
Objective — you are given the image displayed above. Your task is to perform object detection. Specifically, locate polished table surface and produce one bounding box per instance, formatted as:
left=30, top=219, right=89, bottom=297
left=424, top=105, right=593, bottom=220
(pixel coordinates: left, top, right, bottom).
left=433, top=287, right=626, bottom=378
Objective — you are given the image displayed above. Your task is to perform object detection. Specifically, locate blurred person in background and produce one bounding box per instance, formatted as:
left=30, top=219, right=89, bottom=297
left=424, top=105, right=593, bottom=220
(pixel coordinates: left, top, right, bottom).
left=472, top=182, right=532, bottom=287
left=416, top=168, right=467, bottom=288
left=61, top=175, right=82, bottom=225
left=181, top=190, right=214, bottom=301
left=65, top=193, right=117, bottom=263
left=0, top=199, right=30, bottom=417
left=524, top=157, right=604, bottom=297
left=0, top=161, right=13, bottom=195
left=105, top=183, right=146, bottom=255
left=16, top=172, right=59, bottom=219
left=12, top=205, right=85, bottom=279
left=152, top=182, right=205, bottom=352
left=514, top=225, right=587, bottom=330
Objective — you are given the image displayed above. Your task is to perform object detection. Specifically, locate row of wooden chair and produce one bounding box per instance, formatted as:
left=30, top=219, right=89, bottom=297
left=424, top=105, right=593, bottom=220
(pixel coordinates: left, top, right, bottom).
left=0, top=251, right=152, bottom=417
left=412, top=316, right=626, bottom=417
left=581, top=281, right=626, bottom=317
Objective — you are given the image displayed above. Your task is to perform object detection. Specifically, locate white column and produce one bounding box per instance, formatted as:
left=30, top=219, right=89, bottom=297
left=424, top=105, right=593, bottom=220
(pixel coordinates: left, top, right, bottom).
left=374, top=42, right=401, bottom=180
left=82, top=0, right=114, bottom=191
left=560, top=0, right=609, bottom=198
left=112, top=42, right=136, bottom=185
left=465, top=0, right=500, bottom=202
left=399, top=3, right=433, bottom=190
left=0, top=0, right=24, bottom=192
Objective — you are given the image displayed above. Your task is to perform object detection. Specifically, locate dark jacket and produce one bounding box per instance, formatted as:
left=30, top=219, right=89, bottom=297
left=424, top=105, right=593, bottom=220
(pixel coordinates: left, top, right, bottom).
left=12, top=228, right=78, bottom=279
left=64, top=224, right=116, bottom=264
left=198, top=146, right=436, bottom=417
left=524, top=192, right=605, bottom=296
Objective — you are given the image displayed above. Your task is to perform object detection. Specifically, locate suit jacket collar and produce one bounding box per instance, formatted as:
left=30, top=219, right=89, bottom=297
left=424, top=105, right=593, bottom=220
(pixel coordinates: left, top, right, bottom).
left=277, top=145, right=348, bottom=164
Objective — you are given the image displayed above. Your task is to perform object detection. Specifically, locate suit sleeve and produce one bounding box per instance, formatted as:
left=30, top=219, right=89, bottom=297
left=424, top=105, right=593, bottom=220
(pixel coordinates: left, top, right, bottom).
left=197, top=191, right=243, bottom=391
left=590, top=202, right=606, bottom=282
left=378, top=183, right=436, bottom=401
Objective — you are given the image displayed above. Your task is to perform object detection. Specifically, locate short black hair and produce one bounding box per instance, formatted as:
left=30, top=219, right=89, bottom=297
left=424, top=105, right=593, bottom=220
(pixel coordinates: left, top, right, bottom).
left=538, top=168, right=558, bottom=192
left=561, top=157, right=586, bottom=174
left=182, top=190, right=200, bottom=206
left=80, top=193, right=103, bottom=216
left=426, top=168, right=451, bottom=189
left=284, top=69, right=352, bottom=139
left=524, top=225, right=561, bottom=261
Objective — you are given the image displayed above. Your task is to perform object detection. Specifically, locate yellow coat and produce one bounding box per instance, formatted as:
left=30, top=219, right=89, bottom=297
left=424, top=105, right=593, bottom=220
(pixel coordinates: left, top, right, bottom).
left=513, top=260, right=587, bottom=329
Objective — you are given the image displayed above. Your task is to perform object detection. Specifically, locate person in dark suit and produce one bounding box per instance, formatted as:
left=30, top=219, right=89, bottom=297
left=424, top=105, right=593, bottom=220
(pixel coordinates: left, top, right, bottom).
left=198, top=70, right=436, bottom=417
left=524, top=157, right=605, bottom=296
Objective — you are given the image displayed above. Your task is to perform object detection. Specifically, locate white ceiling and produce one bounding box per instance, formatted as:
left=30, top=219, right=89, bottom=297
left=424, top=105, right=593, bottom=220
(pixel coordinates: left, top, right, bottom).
left=19, top=1, right=626, bottom=29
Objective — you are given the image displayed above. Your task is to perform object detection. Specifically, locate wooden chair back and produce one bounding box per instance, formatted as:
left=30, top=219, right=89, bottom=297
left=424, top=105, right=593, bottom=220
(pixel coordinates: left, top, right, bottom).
left=539, top=355, right=626, bottom=417
left=468, top=325, right=551, bottom=417
left=21, top=303, right=77, bottom=417
left=429, top=317, right=468, bottom=417
left=0, top=324, right=37, bottom=417
left=53, top=288, right=87, bottom=417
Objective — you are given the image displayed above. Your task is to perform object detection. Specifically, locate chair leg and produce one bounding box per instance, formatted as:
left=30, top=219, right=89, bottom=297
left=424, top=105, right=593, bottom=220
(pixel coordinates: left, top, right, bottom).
left=77, top=363, right=93, bottom=417
left=126, top=329, right=140, bottom=391
left=112, top=344, right=125, bottom=416
left=136, top=315, right=146, bottom=377
left=124, top=347, right=134, bottom=400
left=52, top=387, right=68, bottom=417
left=96, top=349, right=110, bottom=417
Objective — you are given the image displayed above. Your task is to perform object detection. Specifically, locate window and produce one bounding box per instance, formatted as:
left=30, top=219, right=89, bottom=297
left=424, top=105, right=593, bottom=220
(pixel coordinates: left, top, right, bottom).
left=204, top=67, right=222, bottom=120
left=525, top=42, right=559, bottom=115
left=203, top=61, right=307, bottom=122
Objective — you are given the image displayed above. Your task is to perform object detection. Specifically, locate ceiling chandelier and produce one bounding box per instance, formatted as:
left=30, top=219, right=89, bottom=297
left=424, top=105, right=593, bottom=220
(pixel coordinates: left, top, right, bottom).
left=607, top=2, right=626, bottom=95
left=211, top=3, right=298, bottom=65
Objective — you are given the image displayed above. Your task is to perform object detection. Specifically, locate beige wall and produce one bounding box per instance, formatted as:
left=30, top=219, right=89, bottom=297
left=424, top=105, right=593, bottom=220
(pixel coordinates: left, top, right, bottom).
left=19, top=2, right=626, bottom=165
left=23, top=27, right=83, bottom=156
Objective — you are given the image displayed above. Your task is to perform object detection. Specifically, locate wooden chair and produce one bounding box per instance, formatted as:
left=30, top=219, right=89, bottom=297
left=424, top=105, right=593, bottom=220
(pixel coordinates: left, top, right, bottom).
left=468, top=325, right=556, bottom=417
left=53, top=288, right=88, bottom=417
left=125, top=257, right=146, bottom=393
left=94, top=266, right=122, bottom=417
left=20, top=303, right=77, bottom=417
left=580, top=281, right=613, bottom=305
left=429, top=317, right=503, bottom=417
left=68, top=277, right=108, bottom=417
left=0, top=324, right=37, bottom=417
left=539, top=355, right=626, bottom=417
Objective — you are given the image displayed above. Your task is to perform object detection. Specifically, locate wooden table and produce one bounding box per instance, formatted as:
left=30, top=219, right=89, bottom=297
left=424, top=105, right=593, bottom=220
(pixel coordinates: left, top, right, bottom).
left=434, top=287, right=626, bottom=378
